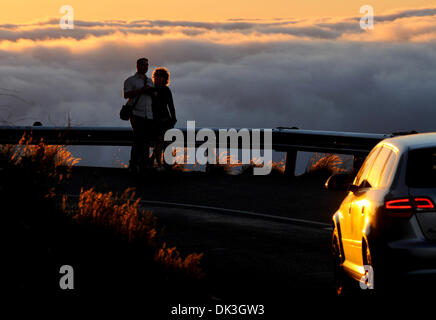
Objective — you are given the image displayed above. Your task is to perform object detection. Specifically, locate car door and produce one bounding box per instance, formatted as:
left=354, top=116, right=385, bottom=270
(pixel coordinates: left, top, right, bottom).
left=349, top=146, right=392, bottom=267
left=341, top=147, right=380, bottom=263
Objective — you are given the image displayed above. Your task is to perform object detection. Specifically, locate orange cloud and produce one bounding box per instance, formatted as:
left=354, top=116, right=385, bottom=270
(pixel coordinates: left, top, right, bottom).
left=0, top=6, right=435, bottom=50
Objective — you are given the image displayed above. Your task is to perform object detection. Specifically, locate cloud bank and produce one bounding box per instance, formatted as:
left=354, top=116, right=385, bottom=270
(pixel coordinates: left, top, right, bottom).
left=1, top=6, right=436, bottom=138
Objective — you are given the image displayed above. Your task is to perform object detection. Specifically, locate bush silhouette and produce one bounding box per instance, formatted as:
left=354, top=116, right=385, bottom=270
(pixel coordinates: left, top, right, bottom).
left=2, top=135, right=204, bottom=298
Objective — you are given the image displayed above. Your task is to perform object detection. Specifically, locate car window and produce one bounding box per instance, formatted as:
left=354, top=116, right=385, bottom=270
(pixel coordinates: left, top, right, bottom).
left=379, top=149, right=396, bottom=188
left=366, top=147, right=392, bottom=188
left=406, top=147, right=436, bottom=188
left=354, top=147, right=381, bottom=187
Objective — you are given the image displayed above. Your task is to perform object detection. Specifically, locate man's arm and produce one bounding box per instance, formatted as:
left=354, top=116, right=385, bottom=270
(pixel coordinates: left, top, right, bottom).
left=124, top=87, right=143, bottom=99
left=124, top=85, right=154, bottom=99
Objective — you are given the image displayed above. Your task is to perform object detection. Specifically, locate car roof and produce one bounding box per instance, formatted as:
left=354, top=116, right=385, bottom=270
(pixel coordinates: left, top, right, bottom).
left=379, top=132, right=436, bottom=153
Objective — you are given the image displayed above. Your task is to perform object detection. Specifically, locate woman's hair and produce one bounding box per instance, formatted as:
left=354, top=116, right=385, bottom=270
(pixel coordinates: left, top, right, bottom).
left=152, top=67, right=170, bottom=86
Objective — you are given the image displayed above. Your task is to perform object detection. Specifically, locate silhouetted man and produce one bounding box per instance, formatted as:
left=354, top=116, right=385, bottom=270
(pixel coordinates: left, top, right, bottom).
left=123, top=57, right=155, bottom=172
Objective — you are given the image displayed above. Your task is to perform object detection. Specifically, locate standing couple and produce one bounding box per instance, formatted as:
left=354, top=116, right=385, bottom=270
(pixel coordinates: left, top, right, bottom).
left=123, top=57, right=177, bottom=173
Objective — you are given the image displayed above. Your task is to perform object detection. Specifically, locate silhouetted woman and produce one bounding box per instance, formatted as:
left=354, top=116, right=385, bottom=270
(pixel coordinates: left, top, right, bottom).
left=151, top=67, right=177, bottom=169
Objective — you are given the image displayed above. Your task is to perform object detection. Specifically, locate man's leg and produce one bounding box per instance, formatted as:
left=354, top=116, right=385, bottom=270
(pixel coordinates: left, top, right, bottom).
left=129, top=116, right=138, bottom=169
left=143, top=119, right=157, bottom=168
left=130, top=116, right=146, bottom=171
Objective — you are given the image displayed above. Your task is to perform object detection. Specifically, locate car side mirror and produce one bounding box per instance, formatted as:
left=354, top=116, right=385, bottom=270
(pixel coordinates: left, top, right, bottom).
left=325, top=173, right=354, bottom=191
left=347, top=184, right=359, bottom=193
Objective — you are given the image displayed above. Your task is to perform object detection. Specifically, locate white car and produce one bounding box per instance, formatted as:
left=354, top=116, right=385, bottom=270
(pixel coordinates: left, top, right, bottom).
left=331, top=132, right=436, bottom=294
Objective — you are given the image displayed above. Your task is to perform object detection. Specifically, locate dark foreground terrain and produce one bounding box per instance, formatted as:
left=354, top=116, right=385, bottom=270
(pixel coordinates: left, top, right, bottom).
left=6, top=163, right=351, bottom=315
left=67, top=168, right=347, bottom=301
left=12, top=165, right=434, bottom=314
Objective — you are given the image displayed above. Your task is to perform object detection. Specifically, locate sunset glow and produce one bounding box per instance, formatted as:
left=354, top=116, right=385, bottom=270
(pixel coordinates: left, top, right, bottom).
left=1, top=0, right=434, bottom=23
left=2, top=2, right=436, bottom=134
left=1, top=4, right=436, bottom=53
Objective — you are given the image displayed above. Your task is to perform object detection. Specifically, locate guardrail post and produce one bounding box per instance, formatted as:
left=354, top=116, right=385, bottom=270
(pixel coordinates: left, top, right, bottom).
left=284, top=150, right=297, bottom=177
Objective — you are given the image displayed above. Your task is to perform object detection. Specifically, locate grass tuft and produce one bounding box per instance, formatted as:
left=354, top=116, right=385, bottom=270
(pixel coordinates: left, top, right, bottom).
left=3, top=135, right=204, bottom=295
left=307, top=153, right=345, bottom=177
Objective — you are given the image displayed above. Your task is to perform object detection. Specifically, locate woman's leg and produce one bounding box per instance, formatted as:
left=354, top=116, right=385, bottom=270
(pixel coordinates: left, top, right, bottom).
left=155, top=135, right=164, bottom=166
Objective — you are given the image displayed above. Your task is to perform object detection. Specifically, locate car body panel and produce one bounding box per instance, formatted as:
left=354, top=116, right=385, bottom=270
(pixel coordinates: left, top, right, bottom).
left=332, top=133, right=436, bottom=286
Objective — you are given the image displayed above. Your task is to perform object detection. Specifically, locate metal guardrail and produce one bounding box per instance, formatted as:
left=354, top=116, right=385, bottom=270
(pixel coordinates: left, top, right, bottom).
left=273, top=127, right=390, bottom=155
left=0, top=125, right=397, bottom=176
left=0, top=126, right=389, bottom=153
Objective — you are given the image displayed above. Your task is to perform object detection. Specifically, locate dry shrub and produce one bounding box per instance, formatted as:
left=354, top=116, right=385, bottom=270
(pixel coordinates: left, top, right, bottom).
left=155, top=243, right=204, bottom=279
left=168, top=147, right=189, bottom=172
left=11, top=134, right=79, bottom=167
left=308, top=153, right=345, bottom=176
left=240, top=159, right=284, bottom=176
left=269, top=159, right=285, bottom=176
left=1, top=134, right=80, bottom=185
left=74, top=187, right=157, bottom=244
left=0, top=144, right=15, bottom=167
left=2, top=135, right=81, bottom=290
left=206, top=151, right=239, bottom=175
left=3, top=134, right=204, bottom=291
left=1, top=134, right=80, bottom=221
left=73, top=187, right=204, bottom=279
left=240, top=159, right=263, bottom=175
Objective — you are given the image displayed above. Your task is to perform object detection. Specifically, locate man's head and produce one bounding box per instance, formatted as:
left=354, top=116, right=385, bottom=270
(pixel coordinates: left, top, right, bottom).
left=136, top=58, right=149, bottom=75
